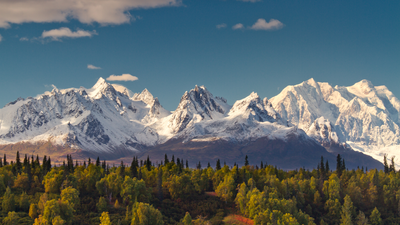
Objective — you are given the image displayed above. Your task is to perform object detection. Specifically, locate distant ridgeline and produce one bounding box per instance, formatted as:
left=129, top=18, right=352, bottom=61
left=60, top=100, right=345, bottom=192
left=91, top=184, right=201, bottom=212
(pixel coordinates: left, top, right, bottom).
left=0, top=151, right=398, bottom=224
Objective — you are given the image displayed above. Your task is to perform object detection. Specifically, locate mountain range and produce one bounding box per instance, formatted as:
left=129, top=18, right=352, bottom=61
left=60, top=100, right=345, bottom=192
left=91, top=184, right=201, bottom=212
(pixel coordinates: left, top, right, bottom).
left=0, top=77, right=395, bottom=169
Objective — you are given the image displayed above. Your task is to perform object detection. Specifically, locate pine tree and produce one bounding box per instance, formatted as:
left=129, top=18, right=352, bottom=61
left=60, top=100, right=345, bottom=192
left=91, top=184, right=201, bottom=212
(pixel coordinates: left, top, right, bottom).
left=216, top=159, right=221, bottom=170
left=369, top=207, right=382, bottom=225
left=383, top=154, right=389, bottom=173
left=164, top=154, right=169, bottom=164
left=146, top=155, right=151, bottom=171
left=389, top=156, right=395, bottom=173
left=96, top=157, right=100, bottom=167
left=186, top=160, right=189, bottom=169
left=3, top=154, right=7, bottom=166
left=245, top=155, right=249, bottom=166
left=130, top=157, right=138, bottom=178
left=337, top=154, right=343, bottom=176
left=260, top=161, right=264, bottom=169
left=326, top=160, right=330, bottom=172
left=171, top=155, right=175, bottom=164
left=0, top=157, right=2, bottom=167
left=16, top=151, right=22, bottom=174
left=88, top=157, right=91, bottom=165
left=356, top=211, right=368, bottom=225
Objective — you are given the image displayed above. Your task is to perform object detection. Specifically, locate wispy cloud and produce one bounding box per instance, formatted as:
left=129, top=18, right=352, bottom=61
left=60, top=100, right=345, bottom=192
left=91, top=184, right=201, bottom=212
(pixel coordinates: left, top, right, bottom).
left=0, top=34, right=2, bottom=42
left=250, top=18, right=284, bottom=30
left=19, top=37, right=29, bottom=41
left=106, top=74, right=138, bottom=81
left=41, top=27, right=97, bottom=41
left=0, top=0, right=182, bottom=28
left=87, top=64, right=102, bottom=70
left=216, top=23, right=227, bottom=29
left=232, top=23, right=244, bottom=30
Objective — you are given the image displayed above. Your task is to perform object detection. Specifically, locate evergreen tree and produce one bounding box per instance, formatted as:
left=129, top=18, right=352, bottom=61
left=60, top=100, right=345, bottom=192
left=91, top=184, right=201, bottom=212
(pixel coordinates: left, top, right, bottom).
left=96, top=157, right=100, bottom=167
left=88, top=157, right=91, bottom=165
left=164, top=154, right=169, bottom=164
left=16, top=151, right=22, bottom=174
left=186, top=160, right=189, bottom=169
left=337, top=154, right=343, bottom=176
left=0, top=157, right=2, bottom=167
left=245, top=155, right=249, bottom=166
left=131, top=157, right=138, bottom=178
left=216, top=159, right=221, bottom=170
left=172, top=155, right=175, bottom=164
left=356, top=211, right=368, bottom=225
left=326, top=160, right=330, bottom=172
left=389, top=156, right=395, bottom=173
left=383, top=154, right=389, bottom=173
left=260, top=161, right=264, bottom=169
left=3, top=154, right=7, bottom=166
left=369, top=207, right=382, bottom=225
left=146, top=155, right=151, bottom=171
left=181, top=212, right=193, bottom=225
left=119, top=161, right=125, bottom=177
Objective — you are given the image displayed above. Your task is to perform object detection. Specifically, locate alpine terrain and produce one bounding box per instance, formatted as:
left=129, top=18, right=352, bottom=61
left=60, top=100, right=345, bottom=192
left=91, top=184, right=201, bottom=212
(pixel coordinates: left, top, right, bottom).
left=0, top=78, right=385, bottom=169
left=271, top=78, right=400, bottom=166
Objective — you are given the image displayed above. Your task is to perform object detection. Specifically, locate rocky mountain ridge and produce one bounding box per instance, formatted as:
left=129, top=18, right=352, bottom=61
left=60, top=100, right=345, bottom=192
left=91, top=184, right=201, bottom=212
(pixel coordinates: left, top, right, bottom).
left=0, top=77, right=390, bottom=168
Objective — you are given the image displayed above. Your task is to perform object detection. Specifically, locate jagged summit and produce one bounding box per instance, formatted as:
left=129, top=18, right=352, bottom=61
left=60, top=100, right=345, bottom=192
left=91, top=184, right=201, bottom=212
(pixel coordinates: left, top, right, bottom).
left=271, top=78, right=400, bottom=166
left=133, top=88, right=155, bottom=105
left=0, top=78, right=387, bottom=169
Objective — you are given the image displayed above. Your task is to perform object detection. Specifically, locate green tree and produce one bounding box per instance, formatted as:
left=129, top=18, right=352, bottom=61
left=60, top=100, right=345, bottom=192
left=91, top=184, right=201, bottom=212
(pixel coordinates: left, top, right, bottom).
left=19, top=192, right=30, bottom=212
left=340, top=195, right=354, bottom=225
left=60, top=187, right=80, bottom=211
left=3, top=211, right=19, bottom=225
left=131, top=202, right=164, bottom=225
left=52, top=216, right=66, bottom=225
left=215, top=174, right=235, bottom=203
left=29, top=203, right=39, bottom=219
left=180, top=212, right=193, bottom=225
left=100, top=212, right=111, bottom=225
left=2, top=186, right=15, bottom=212
left=369, top=207, right=382, bottom=225
left=355, top=211, right=368, bottom=225
left=97, top=196, right=108, bottom=213
left=121, top=176, right=150, bottom=204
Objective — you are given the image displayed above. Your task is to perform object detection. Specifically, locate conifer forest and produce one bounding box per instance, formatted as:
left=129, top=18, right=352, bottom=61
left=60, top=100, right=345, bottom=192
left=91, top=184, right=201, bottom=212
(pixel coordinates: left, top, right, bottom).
left=0, top=151, right=398, bottom=225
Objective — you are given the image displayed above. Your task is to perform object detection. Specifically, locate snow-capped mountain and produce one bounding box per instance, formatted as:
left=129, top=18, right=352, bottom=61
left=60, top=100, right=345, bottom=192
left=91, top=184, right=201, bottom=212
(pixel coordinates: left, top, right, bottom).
left=0, top=77, right=383, bottom=169
left=0, top=78, right=170, bottom=155
left=270, top=78, right=400, bottom=165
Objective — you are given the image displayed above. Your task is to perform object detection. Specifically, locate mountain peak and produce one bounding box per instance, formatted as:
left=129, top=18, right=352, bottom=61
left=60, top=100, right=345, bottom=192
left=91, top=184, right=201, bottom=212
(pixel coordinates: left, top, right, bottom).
left=133, top=89, right=155, bottom=105
left=92, top=77, right=107, bottom=89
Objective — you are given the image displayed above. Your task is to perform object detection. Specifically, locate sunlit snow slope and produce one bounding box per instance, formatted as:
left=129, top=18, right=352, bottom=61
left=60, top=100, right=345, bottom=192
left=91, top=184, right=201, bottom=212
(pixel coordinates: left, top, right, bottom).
left=270, top=78, right=400, bottom=166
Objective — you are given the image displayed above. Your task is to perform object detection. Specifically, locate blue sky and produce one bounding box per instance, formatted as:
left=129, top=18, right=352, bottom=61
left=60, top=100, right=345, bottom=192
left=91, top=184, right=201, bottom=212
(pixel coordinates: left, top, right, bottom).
left=0, top=0, right=399, bottom=110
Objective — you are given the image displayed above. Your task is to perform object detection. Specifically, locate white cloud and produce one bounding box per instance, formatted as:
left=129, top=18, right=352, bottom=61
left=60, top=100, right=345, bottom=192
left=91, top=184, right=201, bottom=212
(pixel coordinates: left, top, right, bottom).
left=0, top=0, right=181, bottom=28
left=216, top=23, right=227, bottom=29
left=250, top=18, right=284, bottom=30
left=19, top=37, right=29, bottom=41
left=106, top=74, right=138, bottom=82
left=41, top=27, right=97, bottom=41
left=232, top=23, right=244, bottom=30
left=0, top=34, right=2, bottom=42
left=87, top=64, right=102, bottom=70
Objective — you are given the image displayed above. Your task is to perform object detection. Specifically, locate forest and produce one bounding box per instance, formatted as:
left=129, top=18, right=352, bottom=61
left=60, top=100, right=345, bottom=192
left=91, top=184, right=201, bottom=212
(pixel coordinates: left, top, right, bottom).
left=0, top=151, right=398, bottom=225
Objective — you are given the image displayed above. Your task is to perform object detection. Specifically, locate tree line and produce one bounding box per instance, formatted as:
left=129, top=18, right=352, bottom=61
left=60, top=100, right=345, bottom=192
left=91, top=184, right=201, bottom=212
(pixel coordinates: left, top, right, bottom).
left=0, top=151, right=398, bottom=225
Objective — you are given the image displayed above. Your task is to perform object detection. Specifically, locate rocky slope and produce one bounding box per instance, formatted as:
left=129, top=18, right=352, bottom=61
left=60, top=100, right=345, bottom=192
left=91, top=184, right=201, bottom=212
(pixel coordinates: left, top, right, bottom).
left=270, top=78, right=400, bottom=165
left=0, top=78, right=385, bottom=168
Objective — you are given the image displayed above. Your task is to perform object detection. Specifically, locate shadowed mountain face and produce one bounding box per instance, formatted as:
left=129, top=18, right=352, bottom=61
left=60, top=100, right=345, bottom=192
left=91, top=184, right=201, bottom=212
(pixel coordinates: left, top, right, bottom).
left=0, top=78, right=387, bottom=169
left=139, top=132, right=382, bottom=170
